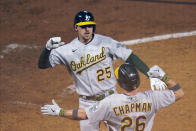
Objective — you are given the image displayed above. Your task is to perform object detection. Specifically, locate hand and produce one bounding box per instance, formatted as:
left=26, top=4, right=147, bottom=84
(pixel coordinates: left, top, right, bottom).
left=150, top=78, right=167, bottom=91
left=41, top=99, right=61, bottom=116
left=46, top=37, right=65, bottom=50
left=147, top=65, right=166, bottom=79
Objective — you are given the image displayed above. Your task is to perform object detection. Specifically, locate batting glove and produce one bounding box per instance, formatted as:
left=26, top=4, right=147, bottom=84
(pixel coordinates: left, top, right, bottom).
left=147, top=65, right=166, bottom=79
left=150, top=78, right=167, bottom=91
left=46, top=37, right=65, bottom=50
left=41, top=99, right=61, bottom=116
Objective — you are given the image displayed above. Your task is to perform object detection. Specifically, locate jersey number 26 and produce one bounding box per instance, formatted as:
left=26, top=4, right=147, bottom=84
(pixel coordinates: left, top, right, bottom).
left=120, top=115, right=147, bottom=131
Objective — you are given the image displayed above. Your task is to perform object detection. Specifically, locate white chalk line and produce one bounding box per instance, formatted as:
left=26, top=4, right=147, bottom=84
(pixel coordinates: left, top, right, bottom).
left=0, top=43, right=39, bottom=59
left=1, top=31, right=196, bottom=60
left=5, top=30, right=196, bottom=105
left=10, top=101, right=41, bottom=107
left=121, top=30, right=196, bottom=45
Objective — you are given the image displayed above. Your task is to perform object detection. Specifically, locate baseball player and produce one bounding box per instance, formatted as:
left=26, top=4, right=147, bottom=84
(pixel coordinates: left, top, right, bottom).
left=38, top=10, right=166, bottom=130
left=41, top=64, right=184, bottom=131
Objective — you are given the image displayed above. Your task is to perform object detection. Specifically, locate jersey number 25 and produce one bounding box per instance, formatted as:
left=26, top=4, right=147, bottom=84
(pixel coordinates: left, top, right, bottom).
left=96, top=66, right=111, bottom=81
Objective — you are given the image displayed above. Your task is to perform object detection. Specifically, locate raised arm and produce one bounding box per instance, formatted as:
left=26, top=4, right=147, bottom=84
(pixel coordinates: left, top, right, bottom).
left=148, top=65, right=184, bottom=101
left=126, top=53, right=149, bottom=77
left=38, top=48, right=51, bottom=69
left=126, top=53, right=168, bottom=91
left=38, top=37, right=65, bottom=69
left=164, top=79, right=184, bottom=101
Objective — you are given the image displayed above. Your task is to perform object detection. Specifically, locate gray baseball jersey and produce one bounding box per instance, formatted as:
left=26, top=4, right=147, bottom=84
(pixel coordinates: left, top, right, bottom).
left=49, top=34, right=132, bottom=96
left=85, top=90, right=175, bottom=131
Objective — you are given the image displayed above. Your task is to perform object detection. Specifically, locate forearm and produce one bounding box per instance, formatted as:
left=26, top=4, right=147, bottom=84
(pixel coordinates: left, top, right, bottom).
left=164, top=79, right=184, bottom=101
left=38, top=48, right=52, bottom=69
left=166, top=79, right=176, bottom=88
left=59, top=108, right=88, bottom=120
left=126, top=53, right=149, bottom=77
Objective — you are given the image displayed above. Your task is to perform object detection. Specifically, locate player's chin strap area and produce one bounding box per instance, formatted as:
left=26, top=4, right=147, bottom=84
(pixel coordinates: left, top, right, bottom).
left=79, top=89, right=115, bottom=101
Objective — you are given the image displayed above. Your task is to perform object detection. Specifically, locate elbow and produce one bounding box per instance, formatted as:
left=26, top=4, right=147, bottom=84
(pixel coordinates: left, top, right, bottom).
left=179, top=89, right=185, bottom=98
left=80, top=112, right=88, bottom=120
left=175, top=89, right=184, bottom=101
left=80, top=115, right=88, bottom=120
left=38, top=65, right=46, bottom=69
left=38, top=62, right=45, bottom=69
left=38, top=63, right=50, bottom=69
left=77, top=109, right=88, bottom=120
left=38, top=59, right=51, bottom=69
left=178, top=87, right=185, bottom=99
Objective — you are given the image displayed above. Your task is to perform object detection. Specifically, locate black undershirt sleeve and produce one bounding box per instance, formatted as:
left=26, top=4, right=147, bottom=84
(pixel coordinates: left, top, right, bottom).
left=38, top=48, right=52, bottom=69
left=126, top=53, right=149, bottom=77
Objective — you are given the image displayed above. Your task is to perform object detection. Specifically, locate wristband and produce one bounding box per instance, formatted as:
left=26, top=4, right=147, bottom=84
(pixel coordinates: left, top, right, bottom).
left=169, top=84, right=181, bottom=91
left=59, top=109, right=66, bottom=117
left=72, top=108, right=78, bottom=120
left=162, top=74, right=171, bottom=84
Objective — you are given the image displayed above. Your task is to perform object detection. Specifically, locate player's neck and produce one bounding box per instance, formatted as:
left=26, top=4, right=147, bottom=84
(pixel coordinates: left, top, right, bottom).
left=124, top=89, right=139, bottom=96
left=78, top=34, right=94, bottom=45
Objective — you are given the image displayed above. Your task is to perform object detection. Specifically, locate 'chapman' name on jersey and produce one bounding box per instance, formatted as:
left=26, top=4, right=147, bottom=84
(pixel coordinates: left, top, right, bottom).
left=113, top=102, right=152, bottom=116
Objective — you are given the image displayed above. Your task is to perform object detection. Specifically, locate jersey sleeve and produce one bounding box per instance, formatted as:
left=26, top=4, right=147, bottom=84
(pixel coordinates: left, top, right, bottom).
left=152, top=90, right=175, bottom=110
left=108, top=39, right=132, bottom=61
left=85, top=99, right=111, bottom=123
left=49, top=49, right=64, bottom=67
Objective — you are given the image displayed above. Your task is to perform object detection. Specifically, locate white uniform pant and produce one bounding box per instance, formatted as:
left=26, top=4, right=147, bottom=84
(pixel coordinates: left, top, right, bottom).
left=79, top=98, right=100, bottom=131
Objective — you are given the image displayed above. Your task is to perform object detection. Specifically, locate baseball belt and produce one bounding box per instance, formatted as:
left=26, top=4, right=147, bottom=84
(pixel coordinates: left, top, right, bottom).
left=79, top=90, right=114, bottom=101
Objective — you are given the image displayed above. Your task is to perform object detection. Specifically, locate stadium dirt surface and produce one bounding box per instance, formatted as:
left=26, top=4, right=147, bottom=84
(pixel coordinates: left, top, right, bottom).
left=0, top=0, right=196, bottom=131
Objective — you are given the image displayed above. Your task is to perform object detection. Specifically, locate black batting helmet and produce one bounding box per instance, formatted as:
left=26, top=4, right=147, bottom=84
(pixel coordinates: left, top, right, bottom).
left=74, top=10, right=96, bottom=26
left=115, top=63, right=140, bottom=91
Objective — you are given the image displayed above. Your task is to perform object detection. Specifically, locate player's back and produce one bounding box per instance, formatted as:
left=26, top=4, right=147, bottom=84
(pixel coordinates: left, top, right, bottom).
left=104, top=90, right=175, bottom=131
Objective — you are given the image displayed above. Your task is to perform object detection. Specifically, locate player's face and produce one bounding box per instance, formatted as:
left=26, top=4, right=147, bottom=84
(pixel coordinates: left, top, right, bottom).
left=75, top=25, right=94, bottom=44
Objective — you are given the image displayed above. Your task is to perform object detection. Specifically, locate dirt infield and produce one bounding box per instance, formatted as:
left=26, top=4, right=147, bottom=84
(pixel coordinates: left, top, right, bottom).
left=0, top=0, right=196, bottom=131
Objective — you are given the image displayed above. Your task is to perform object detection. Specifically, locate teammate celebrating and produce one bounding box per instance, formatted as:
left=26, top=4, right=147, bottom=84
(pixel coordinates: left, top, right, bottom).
left=38, top=10, right=165, bottom=130
left=41, top=64, right=184, bottom=131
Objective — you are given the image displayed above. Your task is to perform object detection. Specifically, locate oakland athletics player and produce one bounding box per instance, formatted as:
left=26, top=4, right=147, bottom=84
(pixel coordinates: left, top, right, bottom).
left=41, top=64, right=184, bottom=131
left=38, top=10, right=166, bottom=130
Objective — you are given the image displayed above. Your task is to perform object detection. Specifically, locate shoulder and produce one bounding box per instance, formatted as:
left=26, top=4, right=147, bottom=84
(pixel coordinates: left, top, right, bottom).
left=142, top=90, right=175, bottom=99
left=141, top=90, right=163, bottom=97
left=103, top=94, right=127, bottom=103
left=135, top=90, right=156, bottom=100
left=142, top=90, right=154, bottom=96
left=95, top=34, right=111, bottom=39
left=94, top=34, right=117, bottom=42
left=107, top=93, right=124, bottom=99
left=93, top=34, right=121, bottom=50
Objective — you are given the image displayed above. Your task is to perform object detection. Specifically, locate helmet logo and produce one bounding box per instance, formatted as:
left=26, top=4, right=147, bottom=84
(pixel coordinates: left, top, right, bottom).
left=85, top=15, right=91, bottom=21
